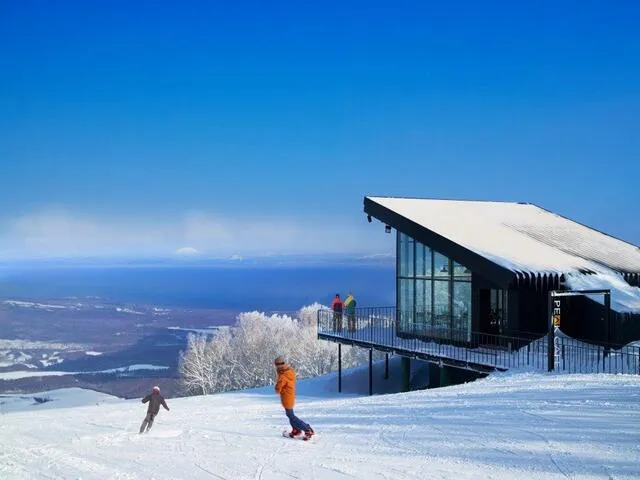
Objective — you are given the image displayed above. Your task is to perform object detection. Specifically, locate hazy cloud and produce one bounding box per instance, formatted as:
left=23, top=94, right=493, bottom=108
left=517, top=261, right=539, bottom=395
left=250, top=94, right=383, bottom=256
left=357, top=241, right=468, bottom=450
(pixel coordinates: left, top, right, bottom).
left=0, top=208, right=393, bottom=260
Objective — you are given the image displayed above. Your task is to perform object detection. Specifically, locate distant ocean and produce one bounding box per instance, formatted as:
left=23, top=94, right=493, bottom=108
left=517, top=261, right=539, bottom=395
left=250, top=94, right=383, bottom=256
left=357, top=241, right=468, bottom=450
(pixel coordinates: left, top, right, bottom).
left=0, top=264, right=395, bottom=314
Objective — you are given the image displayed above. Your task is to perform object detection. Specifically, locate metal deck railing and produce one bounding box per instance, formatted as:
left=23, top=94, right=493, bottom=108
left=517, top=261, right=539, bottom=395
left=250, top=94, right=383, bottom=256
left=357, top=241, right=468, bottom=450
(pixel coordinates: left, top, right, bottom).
left=317, top=307, right=640, bottom=374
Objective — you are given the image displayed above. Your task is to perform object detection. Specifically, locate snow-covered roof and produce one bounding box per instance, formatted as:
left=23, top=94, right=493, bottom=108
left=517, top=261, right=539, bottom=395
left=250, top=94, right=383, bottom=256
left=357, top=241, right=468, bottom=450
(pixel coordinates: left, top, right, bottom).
left=563, top=270, right=640, bottom=313
left=367, top=197, right=640, bottom=276
left=366, top=196, right=640, bottom=313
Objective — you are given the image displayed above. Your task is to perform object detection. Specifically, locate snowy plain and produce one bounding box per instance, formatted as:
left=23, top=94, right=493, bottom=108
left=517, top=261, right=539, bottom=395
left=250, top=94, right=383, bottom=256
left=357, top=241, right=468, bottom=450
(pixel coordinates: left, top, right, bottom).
left=1, top=366, right=639, bottom=479
left=0, top=364, right=170, bottom=381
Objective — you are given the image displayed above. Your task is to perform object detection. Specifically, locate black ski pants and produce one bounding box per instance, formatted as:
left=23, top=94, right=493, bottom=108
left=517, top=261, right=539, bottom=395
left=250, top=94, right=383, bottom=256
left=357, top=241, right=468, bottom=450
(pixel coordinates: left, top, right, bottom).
left=139, top=412, right=156, bottom=433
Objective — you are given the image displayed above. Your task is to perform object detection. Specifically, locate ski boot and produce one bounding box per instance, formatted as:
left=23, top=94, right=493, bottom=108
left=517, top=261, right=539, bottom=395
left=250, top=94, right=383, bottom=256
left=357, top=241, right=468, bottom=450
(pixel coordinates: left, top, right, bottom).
left=288, top=427, right=302, bottom=438
left=303, top=427, right=315, bottom=441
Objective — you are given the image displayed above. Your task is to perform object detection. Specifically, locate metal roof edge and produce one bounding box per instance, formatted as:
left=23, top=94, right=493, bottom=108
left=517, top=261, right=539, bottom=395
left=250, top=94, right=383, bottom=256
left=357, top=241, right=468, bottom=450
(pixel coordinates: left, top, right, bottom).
left=364, top=194, right=527, bottom=205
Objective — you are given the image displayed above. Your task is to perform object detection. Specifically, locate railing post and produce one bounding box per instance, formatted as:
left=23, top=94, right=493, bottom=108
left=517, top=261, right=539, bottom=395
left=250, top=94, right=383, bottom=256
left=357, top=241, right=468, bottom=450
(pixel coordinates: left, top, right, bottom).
left=338, top=343, right=342, bottom=393
left=368, top=349, right=373, bottom=396
left=604, top=292, right=611, bottom=360
left=370, top=309, right=373, bottom=343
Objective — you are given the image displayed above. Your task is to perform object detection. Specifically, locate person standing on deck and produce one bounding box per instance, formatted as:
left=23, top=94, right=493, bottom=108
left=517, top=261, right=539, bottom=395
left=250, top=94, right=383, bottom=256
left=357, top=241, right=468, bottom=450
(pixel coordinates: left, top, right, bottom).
left=344, top=292, right=357, bottom=332
left=331, top=293, right=344, bottom=332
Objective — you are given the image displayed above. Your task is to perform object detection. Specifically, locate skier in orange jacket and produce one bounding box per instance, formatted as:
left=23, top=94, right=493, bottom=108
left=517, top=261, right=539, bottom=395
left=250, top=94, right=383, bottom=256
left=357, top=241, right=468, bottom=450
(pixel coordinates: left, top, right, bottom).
left=274, top=356, right=314, bottom=440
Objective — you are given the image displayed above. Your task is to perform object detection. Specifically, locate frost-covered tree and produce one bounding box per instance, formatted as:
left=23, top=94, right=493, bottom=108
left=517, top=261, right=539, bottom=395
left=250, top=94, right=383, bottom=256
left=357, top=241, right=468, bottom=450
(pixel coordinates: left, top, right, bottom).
left=178, top=303, right=378, bottom=395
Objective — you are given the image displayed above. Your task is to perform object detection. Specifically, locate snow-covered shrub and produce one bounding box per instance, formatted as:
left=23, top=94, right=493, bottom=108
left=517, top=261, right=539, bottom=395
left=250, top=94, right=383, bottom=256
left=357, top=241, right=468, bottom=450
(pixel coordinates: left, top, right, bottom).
left=178, top=303, right=377, bottom=395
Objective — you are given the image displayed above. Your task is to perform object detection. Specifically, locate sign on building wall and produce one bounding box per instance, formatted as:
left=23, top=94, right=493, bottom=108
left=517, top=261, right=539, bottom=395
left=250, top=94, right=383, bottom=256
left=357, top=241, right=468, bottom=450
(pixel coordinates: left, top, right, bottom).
left=552, top=299, right=561, bottom=327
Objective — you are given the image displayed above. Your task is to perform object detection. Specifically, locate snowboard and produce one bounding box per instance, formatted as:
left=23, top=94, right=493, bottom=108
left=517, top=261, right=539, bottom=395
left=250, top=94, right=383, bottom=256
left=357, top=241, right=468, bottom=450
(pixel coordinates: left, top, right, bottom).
left=281, top=429, right=317, bottom=442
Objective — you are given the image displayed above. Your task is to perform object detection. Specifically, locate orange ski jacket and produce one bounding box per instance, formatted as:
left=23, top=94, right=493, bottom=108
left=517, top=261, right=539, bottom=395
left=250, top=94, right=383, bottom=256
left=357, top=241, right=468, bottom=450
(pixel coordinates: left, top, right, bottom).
left=275, top=366, right=296, bottom=409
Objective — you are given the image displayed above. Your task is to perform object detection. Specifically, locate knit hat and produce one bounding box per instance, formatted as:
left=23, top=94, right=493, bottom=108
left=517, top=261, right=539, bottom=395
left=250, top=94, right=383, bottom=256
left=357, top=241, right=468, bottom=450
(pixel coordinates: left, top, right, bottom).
left=152, top=385, right=160, bottom=393
left=274, top=355, right=286, bottom=366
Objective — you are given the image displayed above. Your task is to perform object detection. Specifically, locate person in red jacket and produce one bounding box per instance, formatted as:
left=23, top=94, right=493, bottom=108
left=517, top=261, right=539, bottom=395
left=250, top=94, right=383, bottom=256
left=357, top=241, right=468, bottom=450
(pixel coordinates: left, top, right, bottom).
left=274, top=355, right=314, bottom=440
left=331, top=293, right=344, bottom=332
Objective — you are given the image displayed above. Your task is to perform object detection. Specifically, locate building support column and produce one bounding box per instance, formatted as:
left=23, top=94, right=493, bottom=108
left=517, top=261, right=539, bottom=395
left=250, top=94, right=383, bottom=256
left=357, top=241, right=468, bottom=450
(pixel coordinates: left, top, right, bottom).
left=368, top=349, right=373, bottom=396
left=439, top=363, right=449, bottom=388
left=428, top=362, right=440, bottom=388
left=401, top=356, right=411, bottom=392
left=338, top=343, right=342, bottom=393
left=384, top=353, right=389, bottom=380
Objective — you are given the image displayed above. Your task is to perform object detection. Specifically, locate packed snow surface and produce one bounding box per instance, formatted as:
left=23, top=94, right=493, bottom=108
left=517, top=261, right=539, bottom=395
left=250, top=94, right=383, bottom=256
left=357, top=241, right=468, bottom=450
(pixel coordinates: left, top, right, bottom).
left=0, top=387, right=123, bottom=414
left=1, top=370, right=639, bottom=479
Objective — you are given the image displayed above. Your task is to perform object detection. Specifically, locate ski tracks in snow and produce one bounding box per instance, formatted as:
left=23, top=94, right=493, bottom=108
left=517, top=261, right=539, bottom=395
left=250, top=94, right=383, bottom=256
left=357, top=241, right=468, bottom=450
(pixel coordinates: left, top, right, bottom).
left=1, top=374, right=640, bottom=479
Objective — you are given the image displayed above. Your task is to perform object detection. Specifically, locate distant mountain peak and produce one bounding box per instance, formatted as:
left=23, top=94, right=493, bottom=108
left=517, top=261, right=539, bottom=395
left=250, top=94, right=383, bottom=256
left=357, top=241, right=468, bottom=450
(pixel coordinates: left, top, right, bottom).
left=174, top=247, right=201, bottom=256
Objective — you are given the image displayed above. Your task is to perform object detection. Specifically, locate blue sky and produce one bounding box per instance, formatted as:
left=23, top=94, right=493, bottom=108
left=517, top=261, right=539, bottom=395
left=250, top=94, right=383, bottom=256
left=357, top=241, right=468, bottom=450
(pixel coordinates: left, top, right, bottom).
left=0, top=0, right=638, bottom=258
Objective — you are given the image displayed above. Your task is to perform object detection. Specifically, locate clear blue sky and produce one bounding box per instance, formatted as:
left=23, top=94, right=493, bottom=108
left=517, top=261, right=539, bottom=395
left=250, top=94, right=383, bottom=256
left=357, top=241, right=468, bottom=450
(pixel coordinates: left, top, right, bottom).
left=1, top=0, right=639, bottom=258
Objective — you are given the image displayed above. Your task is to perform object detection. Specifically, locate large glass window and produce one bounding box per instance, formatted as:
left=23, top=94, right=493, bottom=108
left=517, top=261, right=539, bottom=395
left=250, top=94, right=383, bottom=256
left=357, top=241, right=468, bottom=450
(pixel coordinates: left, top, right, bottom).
left=434, top=252, right=449, bottom=278
left=399, top=278, right=414, bottom=332
left=453, top=281, right=472, bottom=341
left=453, top=261, right=471, bottom=281
left=415, top=243, right=432, bottom=278
left=398, top=233, right=414, bottom=277
left=433, top=280, right=450, bottom=334
left=415, top=279, right=432, bottom=333
left=415, top=243, right=425, bottom=277
left=397, top=232, right=472, bottom=342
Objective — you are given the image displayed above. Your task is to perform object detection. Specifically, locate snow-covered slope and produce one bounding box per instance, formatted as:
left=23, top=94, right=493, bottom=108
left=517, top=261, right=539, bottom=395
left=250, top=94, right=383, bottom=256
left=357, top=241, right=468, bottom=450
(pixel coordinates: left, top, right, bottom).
left=0, top=387, right=124, bottom=414
left=1, top=371, right=639, bottom=479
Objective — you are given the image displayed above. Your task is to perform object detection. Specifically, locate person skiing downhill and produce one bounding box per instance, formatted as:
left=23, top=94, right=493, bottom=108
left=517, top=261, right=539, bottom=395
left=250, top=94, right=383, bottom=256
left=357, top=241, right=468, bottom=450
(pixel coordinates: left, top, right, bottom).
left=274, top=356, right=314, bottom=440
left=139, top=385, right=170, bottom=433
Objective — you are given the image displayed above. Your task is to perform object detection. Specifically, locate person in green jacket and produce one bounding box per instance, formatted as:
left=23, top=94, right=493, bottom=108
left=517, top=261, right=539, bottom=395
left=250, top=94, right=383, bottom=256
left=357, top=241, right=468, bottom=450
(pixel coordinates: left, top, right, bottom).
left=344, top=292, right=357, bottom=332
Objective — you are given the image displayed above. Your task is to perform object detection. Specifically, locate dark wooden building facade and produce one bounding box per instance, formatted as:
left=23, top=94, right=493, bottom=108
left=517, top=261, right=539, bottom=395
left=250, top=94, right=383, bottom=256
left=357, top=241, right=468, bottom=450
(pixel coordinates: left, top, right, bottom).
left=364, top=196, right=640, bottom=346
